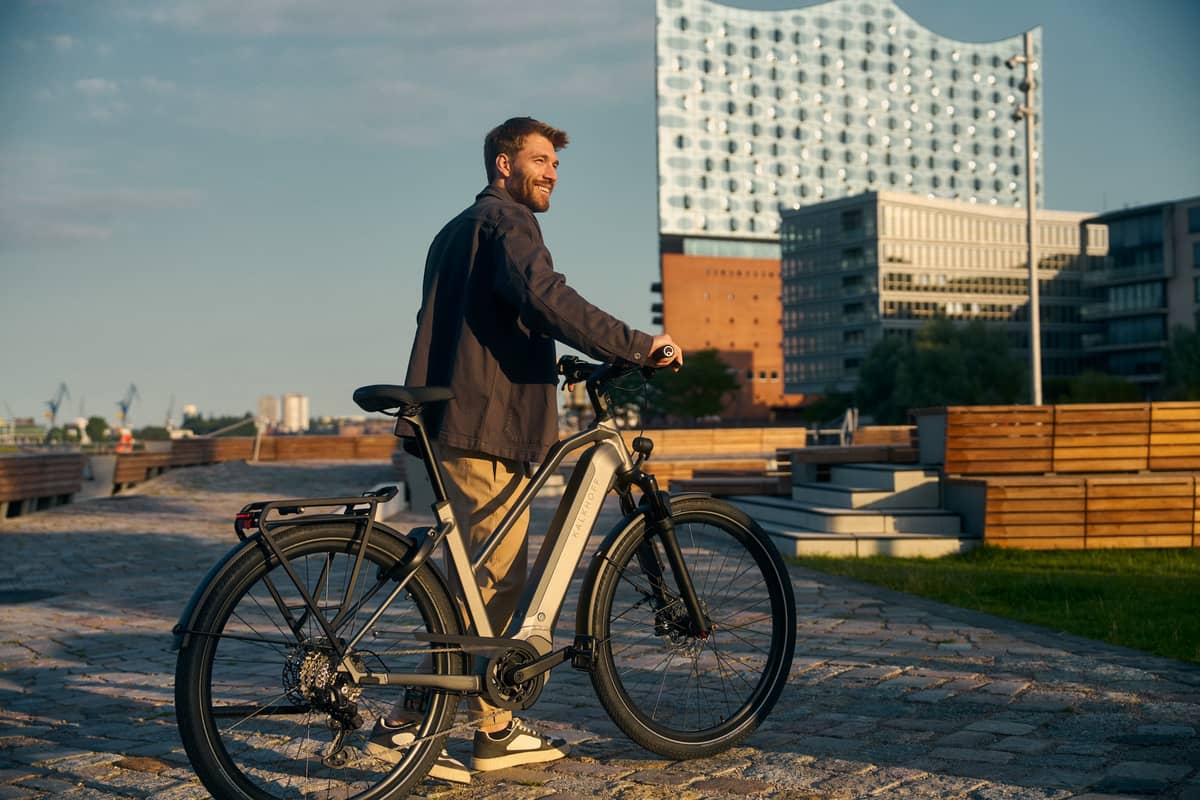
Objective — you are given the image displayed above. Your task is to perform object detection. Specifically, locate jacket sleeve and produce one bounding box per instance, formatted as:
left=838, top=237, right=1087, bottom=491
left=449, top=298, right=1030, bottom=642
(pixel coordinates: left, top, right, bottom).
left=491, top=212, right=654, bottom=365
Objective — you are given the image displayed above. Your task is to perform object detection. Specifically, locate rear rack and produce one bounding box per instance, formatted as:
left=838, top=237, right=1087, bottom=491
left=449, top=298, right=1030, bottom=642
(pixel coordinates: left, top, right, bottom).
left=232, top=485, right=399, bottom=540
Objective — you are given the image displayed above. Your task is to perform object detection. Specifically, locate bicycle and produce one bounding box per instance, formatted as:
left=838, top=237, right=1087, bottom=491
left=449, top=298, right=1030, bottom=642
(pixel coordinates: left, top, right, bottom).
left=173, top=352, right=797, bottom=800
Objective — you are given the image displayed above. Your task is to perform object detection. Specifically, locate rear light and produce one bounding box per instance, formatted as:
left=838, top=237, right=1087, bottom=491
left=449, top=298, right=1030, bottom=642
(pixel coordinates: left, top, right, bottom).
left=234, top=512, right=256, bottom=532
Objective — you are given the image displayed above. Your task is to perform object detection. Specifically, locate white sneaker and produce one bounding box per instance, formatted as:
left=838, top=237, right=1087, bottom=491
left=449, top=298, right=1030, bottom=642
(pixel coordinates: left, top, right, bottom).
left=365, top=718, right=471, bottom=784
left=471, top=718, right=569, bottom=771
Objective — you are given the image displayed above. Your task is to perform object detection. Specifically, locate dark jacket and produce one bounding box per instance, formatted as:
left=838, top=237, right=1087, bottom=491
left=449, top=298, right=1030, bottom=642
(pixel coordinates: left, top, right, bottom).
left=404, top=185, right=653, bottom=463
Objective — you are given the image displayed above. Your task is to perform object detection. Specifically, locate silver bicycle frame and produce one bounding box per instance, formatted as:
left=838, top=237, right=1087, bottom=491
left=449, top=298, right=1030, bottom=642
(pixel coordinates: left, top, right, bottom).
left=441, top=416, right=633, bottom=653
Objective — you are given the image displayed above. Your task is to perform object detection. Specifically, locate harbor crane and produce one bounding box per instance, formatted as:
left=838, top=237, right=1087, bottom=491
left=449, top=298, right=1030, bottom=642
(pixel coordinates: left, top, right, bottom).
left=116, top=384, right=140, bottom=428
left=45, top=383, right=70, bottom=428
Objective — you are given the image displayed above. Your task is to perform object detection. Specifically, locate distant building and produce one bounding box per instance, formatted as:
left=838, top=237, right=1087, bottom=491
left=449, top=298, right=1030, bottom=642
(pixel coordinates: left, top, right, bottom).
left=1082, top=195, right=1200, bottom=395
left=780, top=190, right=1102, bottom=395
left=281, top=394, right=310, bottom=433
left=257, top=395, right=281, bottom=428
left=654, top=0, right=1041, bottom=416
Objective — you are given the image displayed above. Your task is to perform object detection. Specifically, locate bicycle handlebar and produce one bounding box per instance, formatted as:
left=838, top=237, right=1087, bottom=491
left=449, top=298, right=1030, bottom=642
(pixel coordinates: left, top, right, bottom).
left=557, top=345, right=677, bottom=388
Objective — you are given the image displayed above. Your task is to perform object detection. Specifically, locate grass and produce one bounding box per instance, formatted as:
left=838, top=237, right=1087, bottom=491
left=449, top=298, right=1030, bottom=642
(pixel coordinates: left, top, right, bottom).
left=790, top=546, right=1200, bottom=664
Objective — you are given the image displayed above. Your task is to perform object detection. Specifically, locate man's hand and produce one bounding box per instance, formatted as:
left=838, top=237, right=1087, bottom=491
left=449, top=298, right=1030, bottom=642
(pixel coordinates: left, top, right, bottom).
left=650, top=334, right=683, bottom=369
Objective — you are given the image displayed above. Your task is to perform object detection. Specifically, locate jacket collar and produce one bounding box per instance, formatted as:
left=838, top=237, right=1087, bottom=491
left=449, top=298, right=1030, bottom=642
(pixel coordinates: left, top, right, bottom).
left=478, top=184, right=513, bottom=203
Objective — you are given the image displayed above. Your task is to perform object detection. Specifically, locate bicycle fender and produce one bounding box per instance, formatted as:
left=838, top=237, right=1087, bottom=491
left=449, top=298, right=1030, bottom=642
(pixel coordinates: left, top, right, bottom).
left=573, top=492, right=715, bottom=642
left=172, top=536, right=259, bottom=651
left=171, top=520, right=428, bottom=651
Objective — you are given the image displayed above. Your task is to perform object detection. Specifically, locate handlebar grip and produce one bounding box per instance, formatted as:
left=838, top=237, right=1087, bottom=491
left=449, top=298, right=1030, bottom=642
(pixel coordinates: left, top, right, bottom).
left=657, top=344, right=676, bottom=360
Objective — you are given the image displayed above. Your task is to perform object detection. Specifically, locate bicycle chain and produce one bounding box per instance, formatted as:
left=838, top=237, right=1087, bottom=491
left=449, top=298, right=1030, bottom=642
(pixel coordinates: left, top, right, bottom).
left=350, top=645, right=492, bottom=746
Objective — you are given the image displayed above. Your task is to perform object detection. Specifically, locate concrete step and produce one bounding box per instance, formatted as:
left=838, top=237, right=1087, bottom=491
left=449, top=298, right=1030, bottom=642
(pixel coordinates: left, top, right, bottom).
left=827, top=463, right=940, bottom=492
left=792, top=480, right=940, bottom=510
left=758, top=521, right=980, bottom=559
left=730, top=496, right=961, bottom=535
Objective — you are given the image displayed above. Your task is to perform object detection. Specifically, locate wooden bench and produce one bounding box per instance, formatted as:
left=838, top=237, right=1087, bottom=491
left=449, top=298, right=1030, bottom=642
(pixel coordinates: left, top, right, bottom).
left=113, top=451, right=172, bottom=490
left=919, top=402, right=1200, bottom=549
left=1085, top=475, right=1195, bottom=549
left=0, top=453, right=86, bottom=517
left=943, top=405, right=1055, bottom=475
left=782, top=444, right=919, bottom=483
left=851, top=425, right=915, bottom=446
left=949, top=474, right=1198, bottom=550
left=669, top=469, right=791, bottom=497
left=1150, top=402, right=1200, bottom=471
left=1052, top=403, right=1149, bottom=473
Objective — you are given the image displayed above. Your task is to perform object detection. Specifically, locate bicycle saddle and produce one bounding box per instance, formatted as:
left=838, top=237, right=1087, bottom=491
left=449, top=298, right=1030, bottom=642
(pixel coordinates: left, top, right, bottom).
left=352, top=385, right=454, bottom=413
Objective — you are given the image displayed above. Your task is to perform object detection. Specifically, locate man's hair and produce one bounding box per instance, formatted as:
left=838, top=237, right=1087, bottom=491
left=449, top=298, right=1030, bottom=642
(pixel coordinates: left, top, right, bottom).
left=484, top=117, right=569, bottom=181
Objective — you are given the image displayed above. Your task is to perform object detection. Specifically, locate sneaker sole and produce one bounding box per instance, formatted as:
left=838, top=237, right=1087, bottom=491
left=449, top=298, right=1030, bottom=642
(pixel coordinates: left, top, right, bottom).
left=364, top=742, right=471, bottom=784
left=471, top=744, right=569, bottom=772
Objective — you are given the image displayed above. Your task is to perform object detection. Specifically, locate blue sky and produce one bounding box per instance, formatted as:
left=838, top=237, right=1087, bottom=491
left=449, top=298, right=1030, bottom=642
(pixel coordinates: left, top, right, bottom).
left=2, top=0, right=1198, bottom=427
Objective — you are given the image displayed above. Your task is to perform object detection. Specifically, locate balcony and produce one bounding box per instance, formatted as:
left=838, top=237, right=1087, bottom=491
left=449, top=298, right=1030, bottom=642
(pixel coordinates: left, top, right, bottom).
left=1080, top=303, right=1167, bottom=321
left=1081, top=262, right=1170, bottom=287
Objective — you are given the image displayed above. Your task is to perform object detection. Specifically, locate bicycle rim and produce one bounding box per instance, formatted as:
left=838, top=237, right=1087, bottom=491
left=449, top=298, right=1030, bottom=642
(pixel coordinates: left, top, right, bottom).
left=592, top=504, right=794, bottom=755
left=177, top=526, right=461, bottom=800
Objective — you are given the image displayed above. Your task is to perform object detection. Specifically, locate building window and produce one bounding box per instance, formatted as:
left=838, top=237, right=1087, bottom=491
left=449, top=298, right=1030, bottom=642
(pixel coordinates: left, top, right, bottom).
left=1189, top=206, right=1200, bottom=234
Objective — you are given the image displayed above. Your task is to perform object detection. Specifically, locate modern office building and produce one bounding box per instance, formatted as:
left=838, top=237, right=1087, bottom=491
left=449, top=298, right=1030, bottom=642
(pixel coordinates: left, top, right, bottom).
left=654, top=0, right=1042, bottom=415
left=1082, top=196, right=1200, bottom=395
left=780, top=191, right=1103, bottom=395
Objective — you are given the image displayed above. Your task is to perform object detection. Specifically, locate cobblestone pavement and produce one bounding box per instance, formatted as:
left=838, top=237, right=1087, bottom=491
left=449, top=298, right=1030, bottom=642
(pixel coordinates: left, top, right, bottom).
left=1, top=461, right=1198, bottom=800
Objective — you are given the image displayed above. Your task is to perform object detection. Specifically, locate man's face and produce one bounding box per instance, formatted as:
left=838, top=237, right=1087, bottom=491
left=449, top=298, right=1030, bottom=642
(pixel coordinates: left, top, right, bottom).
left=503, top=133, right=558, bottom=213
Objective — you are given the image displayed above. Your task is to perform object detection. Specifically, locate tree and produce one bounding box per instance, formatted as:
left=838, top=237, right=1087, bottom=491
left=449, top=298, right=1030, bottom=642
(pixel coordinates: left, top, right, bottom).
left=136, top=425, right=172, bottom=441
left=1046, top=371, right=1142, bottom=404
left=1165, top=324, right=1200, bottom=400
left=85, top=415, right=109, bottom=443
left=643, top=349, right=739, bottom=421
left=855, top=318, right=1027, bottom=423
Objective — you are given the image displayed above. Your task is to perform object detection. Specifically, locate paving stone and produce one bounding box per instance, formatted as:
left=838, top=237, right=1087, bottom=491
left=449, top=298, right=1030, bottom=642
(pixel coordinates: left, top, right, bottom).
left=690, top=776, right=773, bottom=795
left=936, top=731, right=995, bottom=748
left=5, top=463, right=1200, bottom=800
left=989, top=736, right=1055, bottom=755
left=0, top=787, right=40, bottom=800
left=929, top=747, right=1015, bottom=765
left=965, top=721, right=1036, bottom=736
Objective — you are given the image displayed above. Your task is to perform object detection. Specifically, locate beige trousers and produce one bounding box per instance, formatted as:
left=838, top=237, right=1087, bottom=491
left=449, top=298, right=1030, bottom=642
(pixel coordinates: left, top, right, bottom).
left=439, top=444, right=531, bottom=726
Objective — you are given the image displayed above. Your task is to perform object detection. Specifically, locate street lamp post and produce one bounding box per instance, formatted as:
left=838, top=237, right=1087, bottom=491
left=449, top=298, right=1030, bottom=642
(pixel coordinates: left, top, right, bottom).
left=1008, top=31, right=1041, bottom=406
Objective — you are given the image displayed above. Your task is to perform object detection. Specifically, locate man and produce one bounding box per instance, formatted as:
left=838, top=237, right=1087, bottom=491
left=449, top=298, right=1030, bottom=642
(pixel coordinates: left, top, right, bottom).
left=369, top=117, right=681, bottom=781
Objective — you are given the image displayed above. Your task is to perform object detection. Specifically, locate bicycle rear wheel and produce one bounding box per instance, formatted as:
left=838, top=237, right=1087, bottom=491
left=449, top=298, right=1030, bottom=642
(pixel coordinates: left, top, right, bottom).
left=587, top=497, right=795, bottom=759
left=175, top=523, right=465, bottom=800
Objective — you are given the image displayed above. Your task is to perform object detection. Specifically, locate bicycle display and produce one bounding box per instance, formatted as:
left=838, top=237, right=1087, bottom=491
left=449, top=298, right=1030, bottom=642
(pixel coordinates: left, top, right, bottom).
left=173, top=355, right=797, bottom=800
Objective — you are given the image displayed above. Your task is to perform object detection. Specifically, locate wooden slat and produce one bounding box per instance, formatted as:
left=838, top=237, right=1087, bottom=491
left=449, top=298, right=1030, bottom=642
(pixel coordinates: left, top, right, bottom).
left=1149, top=402, right=1200, bottom=471
left=989, top=536, right=1087, bottom=550
left=1087, top=535, right=1195, bottom=549
left=1052, top=403, right=1149, bottom=473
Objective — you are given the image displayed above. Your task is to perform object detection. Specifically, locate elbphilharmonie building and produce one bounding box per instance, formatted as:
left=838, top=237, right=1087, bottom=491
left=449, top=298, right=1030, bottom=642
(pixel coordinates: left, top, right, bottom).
left=653, top=0, right=1045, bottom=415
left=656, top=0, right=1041, bottom=241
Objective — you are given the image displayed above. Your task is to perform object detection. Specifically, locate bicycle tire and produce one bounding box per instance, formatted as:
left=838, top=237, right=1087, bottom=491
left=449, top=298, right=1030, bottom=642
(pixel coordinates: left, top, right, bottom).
left=586, top=496, right=795, bottom=759
left=175, top=523, right=466, bottom=800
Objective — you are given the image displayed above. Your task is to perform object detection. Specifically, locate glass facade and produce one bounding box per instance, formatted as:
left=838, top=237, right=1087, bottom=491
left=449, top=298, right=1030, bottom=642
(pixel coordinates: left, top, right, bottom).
left=780, top=192, right=1092, bottom=394
left=656, top=0, right=1042, bottom=241
left=1081, top=198, right=1200, bottom=393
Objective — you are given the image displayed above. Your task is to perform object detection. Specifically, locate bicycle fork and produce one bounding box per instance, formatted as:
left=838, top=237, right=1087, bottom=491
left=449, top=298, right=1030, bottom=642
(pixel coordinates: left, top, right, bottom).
left=622, top=475, right=713, bottom=639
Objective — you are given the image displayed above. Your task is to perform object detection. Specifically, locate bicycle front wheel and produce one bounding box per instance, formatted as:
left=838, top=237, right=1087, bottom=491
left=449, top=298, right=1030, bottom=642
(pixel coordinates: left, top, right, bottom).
left=587, top=497, right=796, bottom=759
left=175, top=523, right=465, bottom=800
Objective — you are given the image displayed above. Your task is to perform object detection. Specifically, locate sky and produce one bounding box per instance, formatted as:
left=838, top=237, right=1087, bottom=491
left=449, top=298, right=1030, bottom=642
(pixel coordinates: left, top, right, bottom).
left=2, top=0, right=1198, bottom=428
